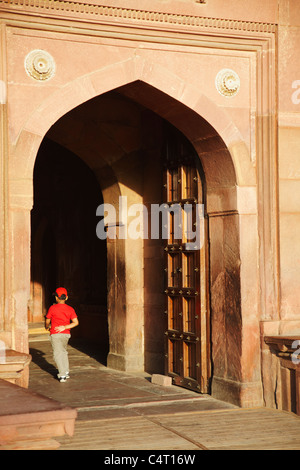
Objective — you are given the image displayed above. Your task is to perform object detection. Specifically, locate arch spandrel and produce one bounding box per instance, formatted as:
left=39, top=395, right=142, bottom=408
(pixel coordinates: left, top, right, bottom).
left=13, top=57, right=254, bottom=191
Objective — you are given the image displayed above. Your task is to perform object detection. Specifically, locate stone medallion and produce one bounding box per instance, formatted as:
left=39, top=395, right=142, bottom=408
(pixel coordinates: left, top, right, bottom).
left=215, top=69, right=240, bottom=97
left=24, top=49, right=56, bottom=81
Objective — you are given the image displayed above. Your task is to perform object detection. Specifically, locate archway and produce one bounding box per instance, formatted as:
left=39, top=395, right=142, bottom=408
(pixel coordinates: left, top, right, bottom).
left=10, top=63, right=262, bottom=405
left=28, top=82, right=241, bottom=394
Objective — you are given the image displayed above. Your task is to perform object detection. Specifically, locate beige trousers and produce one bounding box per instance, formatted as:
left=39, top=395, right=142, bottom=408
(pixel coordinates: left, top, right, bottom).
left=50, top=333, right=71, bottom=378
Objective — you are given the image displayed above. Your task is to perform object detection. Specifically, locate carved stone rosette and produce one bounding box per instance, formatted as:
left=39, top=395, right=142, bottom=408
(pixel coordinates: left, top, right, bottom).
left=24, top=49, right=56, bottom=81
left=215, top=69, right=240, bottom=97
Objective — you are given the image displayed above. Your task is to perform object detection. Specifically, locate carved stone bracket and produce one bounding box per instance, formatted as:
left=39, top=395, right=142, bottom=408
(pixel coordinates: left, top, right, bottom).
left=265, top=336, right=300, bottom=416
left=265, top=336, right=300, bottom=359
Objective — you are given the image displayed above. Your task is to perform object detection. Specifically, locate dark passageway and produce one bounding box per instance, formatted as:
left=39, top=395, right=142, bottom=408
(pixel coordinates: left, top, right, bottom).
left=30, top=138, right=108, bottom=356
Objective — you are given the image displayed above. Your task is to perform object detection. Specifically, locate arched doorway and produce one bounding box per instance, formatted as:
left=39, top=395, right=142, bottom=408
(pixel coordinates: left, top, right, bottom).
left=28, top=83, right=239, bottom=397
left=30, top=137, right=108, bottom=355
left=11, top=61, right=263, bottom=405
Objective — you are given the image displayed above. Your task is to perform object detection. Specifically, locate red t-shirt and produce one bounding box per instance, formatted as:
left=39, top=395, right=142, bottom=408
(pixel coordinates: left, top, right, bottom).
left=46, top=303, right=77, bottom=335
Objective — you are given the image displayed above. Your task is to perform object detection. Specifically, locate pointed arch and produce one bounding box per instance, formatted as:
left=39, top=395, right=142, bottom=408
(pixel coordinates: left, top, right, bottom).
left=13, top=56, right=254, bottom=189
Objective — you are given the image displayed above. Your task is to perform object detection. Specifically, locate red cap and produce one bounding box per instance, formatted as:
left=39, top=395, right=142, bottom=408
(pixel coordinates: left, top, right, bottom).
left=54, top=287, right=68, bottom=298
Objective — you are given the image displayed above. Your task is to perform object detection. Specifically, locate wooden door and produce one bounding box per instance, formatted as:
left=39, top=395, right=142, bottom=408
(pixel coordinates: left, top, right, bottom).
left=163, top=127, right=210, bottom=393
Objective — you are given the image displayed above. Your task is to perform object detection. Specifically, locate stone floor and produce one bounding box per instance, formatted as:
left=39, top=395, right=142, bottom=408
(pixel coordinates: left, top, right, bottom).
left=28, top=333, right=300, bottom=450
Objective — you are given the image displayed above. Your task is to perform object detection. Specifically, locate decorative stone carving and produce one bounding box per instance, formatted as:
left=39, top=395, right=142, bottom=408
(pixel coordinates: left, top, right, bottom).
left=215, top=69, right=240, bottom=97
left=0, top=0, right=276, bottom=34
left=24, top=50, right=55, bottom=81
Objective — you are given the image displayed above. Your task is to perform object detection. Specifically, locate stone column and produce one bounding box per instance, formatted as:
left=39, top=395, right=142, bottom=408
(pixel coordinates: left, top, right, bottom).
left=0, top=22, right=11, bottom=350
left=210, top=185, right=264, bottom=408
left=7, top=178, right=33, bottom=389
left=102, top=179, right=145, bottom=372
left=106, top=229, right=144, bottom=372
left=238, top=187, right=264, bottom=407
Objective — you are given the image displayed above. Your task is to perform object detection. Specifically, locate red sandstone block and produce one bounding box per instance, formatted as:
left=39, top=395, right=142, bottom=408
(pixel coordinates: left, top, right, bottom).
left=151, top=374, right=172, bottom=387
left=0, top=379, right=77, bottom=450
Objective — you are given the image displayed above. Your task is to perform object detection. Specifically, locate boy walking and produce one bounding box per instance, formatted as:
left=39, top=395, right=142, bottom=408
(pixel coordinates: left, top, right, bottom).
left=45, top=287, right=79, bottom=382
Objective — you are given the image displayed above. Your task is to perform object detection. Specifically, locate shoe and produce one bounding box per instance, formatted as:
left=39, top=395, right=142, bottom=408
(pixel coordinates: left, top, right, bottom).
left=65, top=372, right=70, bottom=379
left=59, top=376, right=67, bottom=383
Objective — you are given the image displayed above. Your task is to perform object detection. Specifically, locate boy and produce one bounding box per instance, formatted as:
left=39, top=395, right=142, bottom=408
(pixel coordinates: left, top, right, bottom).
left=45, top=287, right=79, bottom=382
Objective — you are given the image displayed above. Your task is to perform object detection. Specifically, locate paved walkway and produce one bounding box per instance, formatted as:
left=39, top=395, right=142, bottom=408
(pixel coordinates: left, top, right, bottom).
left=28, top=332, right=300, bottom=450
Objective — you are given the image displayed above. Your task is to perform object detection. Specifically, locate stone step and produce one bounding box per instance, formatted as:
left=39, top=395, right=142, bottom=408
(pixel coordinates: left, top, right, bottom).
left=28, top=322, right=50, bottom=343
left=0, top=438, right=61, bottom=450
left=28, top=322, right=48, bottom=335
left=0, top=379, right=77, bottom=450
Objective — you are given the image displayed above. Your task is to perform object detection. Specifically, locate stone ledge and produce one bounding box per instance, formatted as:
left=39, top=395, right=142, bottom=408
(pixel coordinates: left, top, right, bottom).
left=0, top=349, right=32, bottom=385
left=0, top=379, right=77, bottom=450
left=264, top=335, right=300, bottom=355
